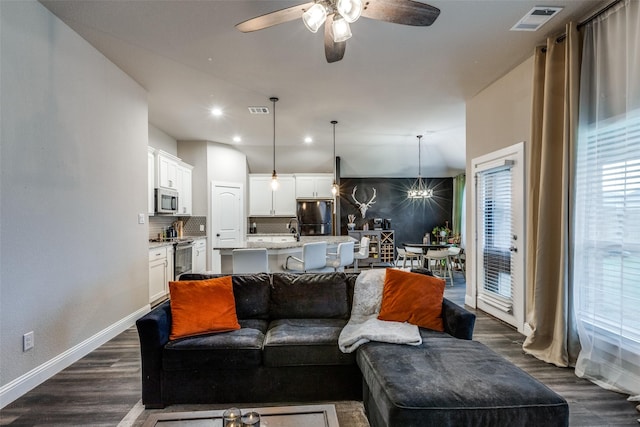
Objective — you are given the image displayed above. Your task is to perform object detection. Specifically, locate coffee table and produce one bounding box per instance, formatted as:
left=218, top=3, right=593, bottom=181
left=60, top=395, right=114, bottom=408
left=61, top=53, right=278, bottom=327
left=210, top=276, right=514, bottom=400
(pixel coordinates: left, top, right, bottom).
left=142, top=404, right=340, bottom=427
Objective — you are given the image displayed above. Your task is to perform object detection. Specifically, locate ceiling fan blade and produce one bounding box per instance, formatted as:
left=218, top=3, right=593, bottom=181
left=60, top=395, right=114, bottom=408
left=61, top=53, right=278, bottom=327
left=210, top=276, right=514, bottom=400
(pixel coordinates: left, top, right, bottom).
left=361, top=0, right=440, bottom=26
left=236, top=1, right=315, bottom=32
left=324, top=14, right=346, bottom=63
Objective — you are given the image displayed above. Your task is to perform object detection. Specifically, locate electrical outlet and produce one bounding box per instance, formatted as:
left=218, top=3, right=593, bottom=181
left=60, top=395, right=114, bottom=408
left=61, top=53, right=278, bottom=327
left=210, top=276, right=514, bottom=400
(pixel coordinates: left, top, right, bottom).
left=199, top=225, right=205, bottom=231
left=23, top=331, right=34, bottom=352
left=138, top=213, right=145, bottom=224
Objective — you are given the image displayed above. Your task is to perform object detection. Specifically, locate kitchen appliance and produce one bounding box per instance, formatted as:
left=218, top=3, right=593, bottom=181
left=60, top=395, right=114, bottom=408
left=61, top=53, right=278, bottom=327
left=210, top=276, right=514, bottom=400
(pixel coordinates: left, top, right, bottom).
left=174, top=239, right=193, bottom=279
left=383, top=219, right=392, bottom=230
left=155, top=188, right=178, bottom=214
left=373, top=218, right=383, bottom=230
left=297, top=200, right=333, bottom=236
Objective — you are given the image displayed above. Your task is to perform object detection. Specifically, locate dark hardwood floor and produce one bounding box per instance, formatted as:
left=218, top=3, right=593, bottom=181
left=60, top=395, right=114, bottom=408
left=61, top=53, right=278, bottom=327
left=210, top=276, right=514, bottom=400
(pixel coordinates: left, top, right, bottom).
left=2, top=270, right=638, bottom=426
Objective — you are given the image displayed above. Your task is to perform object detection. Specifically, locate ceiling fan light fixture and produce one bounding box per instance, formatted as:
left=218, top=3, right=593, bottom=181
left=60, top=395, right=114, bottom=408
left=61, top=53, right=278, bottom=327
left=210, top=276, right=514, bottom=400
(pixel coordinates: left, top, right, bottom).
left=336, top=0, right=363, bottom=23
left=331, top=16, right=352, bottom=43
left=302, top=3, right=327, bottom=33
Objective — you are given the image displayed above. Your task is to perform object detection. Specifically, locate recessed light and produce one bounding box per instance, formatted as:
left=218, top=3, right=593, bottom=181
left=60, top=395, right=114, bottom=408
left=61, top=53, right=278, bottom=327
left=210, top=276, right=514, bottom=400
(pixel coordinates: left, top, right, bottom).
left=210, top=107, right=223, bottom=117
left=233, top=136, right=242, bottom=143
left=304, top=136, right=313, bottom=143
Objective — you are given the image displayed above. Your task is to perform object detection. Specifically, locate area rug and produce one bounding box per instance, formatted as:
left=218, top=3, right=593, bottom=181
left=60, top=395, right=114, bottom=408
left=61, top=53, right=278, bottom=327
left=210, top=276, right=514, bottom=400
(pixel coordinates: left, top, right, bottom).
left=119, top=400, right=370, bottom=427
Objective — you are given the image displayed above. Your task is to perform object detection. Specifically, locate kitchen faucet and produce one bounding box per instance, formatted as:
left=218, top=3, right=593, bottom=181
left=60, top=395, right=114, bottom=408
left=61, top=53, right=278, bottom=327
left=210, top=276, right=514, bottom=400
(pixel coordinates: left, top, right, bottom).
left=287, top=218, right=300, bottom=241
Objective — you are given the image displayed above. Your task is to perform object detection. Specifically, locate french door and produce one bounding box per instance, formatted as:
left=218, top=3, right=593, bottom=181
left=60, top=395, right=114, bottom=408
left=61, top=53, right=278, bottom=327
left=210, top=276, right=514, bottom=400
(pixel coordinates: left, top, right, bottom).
left=471, top=142, right=526, bottom=333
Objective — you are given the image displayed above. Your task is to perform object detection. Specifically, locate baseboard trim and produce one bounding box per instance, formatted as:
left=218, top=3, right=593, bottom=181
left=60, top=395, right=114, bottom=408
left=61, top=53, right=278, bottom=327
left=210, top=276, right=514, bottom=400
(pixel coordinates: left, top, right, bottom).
left=0, top=304, right=150, bottom=409
left=465, top=294, right=476, bottom=308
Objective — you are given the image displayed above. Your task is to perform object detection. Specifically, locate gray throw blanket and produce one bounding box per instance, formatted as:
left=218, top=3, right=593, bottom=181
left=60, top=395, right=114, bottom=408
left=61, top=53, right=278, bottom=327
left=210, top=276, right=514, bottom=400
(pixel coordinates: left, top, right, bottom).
left=338, top=269, right=422, bottom=353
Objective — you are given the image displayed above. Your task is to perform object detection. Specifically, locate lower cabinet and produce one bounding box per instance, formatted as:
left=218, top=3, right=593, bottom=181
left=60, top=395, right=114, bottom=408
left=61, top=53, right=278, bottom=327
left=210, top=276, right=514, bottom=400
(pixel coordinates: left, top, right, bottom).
left=192, top=238, right=207, bottom=274
left=149, top=245, right=173, bottom=304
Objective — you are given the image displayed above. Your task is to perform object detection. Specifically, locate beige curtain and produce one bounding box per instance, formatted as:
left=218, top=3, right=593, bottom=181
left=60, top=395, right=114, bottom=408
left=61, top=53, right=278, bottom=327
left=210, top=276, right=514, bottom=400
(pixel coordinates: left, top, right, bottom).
left=522, top=23, right=581, bottom=367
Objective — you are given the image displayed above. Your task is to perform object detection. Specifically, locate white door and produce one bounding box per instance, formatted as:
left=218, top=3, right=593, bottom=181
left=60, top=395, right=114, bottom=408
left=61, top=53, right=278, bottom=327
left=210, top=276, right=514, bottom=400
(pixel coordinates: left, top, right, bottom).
left=211, top=182, right=243, bottom=248
left=471, top=142, right=526, bottom=333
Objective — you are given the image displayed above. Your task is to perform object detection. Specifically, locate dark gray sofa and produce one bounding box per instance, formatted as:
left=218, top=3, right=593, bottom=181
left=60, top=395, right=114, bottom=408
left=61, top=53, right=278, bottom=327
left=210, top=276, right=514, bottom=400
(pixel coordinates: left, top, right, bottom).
left=136, top=272, right=474, bottom=408
left=136, top=271, right=568, bottom=426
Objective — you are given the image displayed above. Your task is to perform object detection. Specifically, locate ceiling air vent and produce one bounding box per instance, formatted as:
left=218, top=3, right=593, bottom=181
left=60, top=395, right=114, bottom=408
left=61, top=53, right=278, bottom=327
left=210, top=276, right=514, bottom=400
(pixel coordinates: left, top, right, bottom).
left=511, top=6, right=563, bottom=31
left=248, top=106, right=270, bottom=114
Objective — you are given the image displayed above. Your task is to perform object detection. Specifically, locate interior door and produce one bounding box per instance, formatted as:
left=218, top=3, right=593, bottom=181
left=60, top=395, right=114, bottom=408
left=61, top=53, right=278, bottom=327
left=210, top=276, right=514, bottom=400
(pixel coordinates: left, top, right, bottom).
left=211, top=182, right=243, bottom=248
left=471, top=142, right=526, bottom=333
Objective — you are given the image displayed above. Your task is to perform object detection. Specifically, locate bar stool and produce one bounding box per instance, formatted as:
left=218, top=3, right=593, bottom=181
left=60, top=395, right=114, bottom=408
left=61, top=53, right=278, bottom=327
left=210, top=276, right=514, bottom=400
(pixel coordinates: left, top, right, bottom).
left=232, top=248, right=269, bottom=274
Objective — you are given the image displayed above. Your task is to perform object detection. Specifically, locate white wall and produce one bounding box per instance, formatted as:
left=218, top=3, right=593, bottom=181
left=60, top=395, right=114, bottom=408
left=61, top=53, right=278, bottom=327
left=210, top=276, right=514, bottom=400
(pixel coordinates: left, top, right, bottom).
left=464, top=55, right=534, bottom=303
left=0, top=1, right=149, bottom=405
left=149, top=124, right=177, bottom=156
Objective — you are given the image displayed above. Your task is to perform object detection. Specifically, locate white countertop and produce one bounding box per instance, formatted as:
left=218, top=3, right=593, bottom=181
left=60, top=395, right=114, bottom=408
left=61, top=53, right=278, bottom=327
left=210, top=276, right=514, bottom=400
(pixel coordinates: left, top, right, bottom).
left=215, top=235, right=356, bottom=250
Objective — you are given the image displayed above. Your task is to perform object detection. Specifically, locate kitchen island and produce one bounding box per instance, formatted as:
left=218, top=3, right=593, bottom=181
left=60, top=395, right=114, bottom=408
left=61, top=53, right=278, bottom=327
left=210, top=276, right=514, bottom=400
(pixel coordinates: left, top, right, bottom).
left=215, top=235, right=356, bottom=273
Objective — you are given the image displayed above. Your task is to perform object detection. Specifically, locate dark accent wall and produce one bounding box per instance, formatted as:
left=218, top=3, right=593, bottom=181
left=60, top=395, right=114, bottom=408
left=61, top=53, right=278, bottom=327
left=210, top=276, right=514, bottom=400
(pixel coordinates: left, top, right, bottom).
left=338, top=178, right=453, bottom=251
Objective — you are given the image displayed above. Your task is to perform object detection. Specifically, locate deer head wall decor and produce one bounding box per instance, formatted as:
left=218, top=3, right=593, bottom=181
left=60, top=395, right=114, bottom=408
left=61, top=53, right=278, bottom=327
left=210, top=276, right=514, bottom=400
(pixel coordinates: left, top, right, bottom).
left=351, top=186, right=377, bottom=218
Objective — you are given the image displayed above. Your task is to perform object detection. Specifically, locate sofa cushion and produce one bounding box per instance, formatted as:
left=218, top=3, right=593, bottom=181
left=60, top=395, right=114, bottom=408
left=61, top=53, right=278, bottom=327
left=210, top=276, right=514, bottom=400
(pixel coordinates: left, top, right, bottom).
left=179, top=273, right=271, bottom=320
left=378, top=268, right=445, bottom=332
left=168, top=277, right=240, bottom=340
left=263, top=318, right=355, bottom=367
left=270, top=273, right=350, bottom=319
left=163, top=321, right=268, bottom=371
left=357, top=338, right=568, bottom=426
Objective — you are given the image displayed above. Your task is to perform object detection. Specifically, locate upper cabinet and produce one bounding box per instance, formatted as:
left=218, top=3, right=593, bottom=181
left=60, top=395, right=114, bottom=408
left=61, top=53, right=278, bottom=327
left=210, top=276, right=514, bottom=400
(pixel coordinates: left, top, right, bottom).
left=295, top=174, right=335, bottom=199
left=150, top=149, right=193, bottom=216
left=249, top=174, right=296, bottom=216
left=156, top=150, right=180, bottom=190
left=176, top=162, right=193, bottom=215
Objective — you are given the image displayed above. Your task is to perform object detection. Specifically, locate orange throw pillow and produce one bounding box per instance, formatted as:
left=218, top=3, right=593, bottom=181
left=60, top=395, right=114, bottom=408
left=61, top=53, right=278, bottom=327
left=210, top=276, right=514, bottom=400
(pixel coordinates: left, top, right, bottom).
left=169, top=276, right=240, bottom=340
left=378, top=268, right=445, bottom=332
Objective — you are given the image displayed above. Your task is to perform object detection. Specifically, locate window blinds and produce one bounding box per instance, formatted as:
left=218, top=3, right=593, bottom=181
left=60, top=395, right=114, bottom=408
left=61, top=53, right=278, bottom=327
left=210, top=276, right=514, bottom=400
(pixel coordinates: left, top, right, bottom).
left=476, top=166, right=514, bottom=313
left=574, top=111, right=640, bottom=343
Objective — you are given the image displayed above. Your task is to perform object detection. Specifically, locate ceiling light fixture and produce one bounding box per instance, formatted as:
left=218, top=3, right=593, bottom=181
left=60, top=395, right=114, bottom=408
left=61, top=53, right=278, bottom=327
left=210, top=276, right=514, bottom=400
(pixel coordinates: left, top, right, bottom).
left=304, top=136, right=313, bottom=143
left=233, top=136, right=242, bottom=143
left=210, top=107, right=222, bottom=116
left=270, top=97, right=279, bottom=191
left=408, top=135, right=433, bottom=199
left=331, top=120, right=339, bottom=196
left=302, top=0, right=362, bottom=43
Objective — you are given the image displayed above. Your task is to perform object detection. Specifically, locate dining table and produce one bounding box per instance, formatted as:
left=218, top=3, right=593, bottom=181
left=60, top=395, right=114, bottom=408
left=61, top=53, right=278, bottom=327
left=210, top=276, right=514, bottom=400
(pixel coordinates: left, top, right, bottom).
left=402, top=242, right=455, bottom=269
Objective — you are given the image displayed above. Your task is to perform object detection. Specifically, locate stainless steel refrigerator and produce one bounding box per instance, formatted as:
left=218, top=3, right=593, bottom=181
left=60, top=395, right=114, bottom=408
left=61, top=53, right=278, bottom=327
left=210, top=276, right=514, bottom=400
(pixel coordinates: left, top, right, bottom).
left=297, top=200, right=333, bottom=236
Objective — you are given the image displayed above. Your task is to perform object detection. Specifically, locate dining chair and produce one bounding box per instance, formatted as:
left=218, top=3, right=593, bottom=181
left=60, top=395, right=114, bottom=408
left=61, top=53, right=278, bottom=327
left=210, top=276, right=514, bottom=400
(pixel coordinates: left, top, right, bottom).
left=352, top=236, right=370, bottom=272
left=326, top=241, right=355, bottom=272
left=232, top=248, right=269, bottom=274
left=424, top=248, right=453, bottom=285
left=447, top=246, right=465, bottom=274
left=396, top=247, right=422, bottom=269
left=283, top=241, right=329, bottom=272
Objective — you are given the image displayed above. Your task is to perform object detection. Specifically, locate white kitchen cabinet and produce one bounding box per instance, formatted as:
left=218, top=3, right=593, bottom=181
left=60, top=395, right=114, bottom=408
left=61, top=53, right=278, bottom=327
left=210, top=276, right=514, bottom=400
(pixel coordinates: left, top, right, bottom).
left=148, top=147, right=155, bottom=215
left=176, top=162, right=193, bottom=215
left=249, top=174, right=296, bottom=216
left=156, top=150, right=179, bottom=190
left=149, top=246, right=172, bottom=304
left=246, top=235, right=296, bottom=243
left=295, top=174, right=335, bottom=199
left=192, top=238, right=207, bottom=273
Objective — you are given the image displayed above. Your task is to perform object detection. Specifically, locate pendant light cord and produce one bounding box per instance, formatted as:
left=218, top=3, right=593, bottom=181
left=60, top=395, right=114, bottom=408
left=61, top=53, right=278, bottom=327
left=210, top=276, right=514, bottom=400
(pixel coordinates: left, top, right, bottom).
left=331, top=120, right=338, bottom=182
left=271, top=97, right=278, bottom=174
left=417, top=135, right=423, bottom=177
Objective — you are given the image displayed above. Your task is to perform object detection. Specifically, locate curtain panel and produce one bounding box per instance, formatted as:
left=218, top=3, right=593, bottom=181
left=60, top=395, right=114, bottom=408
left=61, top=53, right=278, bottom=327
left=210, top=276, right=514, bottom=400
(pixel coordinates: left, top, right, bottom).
left=573, top=0, right=640, bottom=399
left=522, top=23, right=581, bottom=367
left=452, top=173, right=466, bottom=245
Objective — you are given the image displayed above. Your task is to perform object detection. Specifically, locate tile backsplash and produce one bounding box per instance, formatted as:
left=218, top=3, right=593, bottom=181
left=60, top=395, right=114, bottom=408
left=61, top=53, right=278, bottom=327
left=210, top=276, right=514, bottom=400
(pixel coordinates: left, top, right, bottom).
left=149, top=215, right=206, bottom=240
left=248, top=217, right=297, bottom=234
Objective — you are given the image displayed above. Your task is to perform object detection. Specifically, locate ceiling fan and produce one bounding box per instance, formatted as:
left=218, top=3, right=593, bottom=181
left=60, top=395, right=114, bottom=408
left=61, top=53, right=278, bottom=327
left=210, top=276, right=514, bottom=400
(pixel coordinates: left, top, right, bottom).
left=235, top=0, right=440, bottom=63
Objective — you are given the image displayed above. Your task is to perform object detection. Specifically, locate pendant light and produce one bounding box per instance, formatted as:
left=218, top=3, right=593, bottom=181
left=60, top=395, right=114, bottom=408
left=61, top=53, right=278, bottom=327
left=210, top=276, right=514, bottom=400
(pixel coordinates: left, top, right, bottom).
left=270, top=97, right=279, bottom=191
left=408, top=135, right=433, bottom=199
left=331, top=120, right=339, bottom=196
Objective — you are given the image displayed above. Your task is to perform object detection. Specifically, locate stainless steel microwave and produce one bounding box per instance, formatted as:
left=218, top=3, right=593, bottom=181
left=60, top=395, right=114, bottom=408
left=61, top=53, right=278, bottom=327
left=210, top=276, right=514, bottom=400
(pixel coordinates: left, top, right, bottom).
left=155, top=188, right=178, bottom=214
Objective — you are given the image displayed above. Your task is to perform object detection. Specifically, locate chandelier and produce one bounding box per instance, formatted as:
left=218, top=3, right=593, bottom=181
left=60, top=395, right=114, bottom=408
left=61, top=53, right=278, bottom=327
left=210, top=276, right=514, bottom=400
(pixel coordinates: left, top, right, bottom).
left=303, top=0, right=363, bottom=43
left=408, top=135, right=433, bottom=199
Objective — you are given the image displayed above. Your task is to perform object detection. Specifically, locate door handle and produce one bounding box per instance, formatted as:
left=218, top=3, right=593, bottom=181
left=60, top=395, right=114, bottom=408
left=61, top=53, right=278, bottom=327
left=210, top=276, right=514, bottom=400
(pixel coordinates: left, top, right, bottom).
left=216, top=233, right=220, bottom=237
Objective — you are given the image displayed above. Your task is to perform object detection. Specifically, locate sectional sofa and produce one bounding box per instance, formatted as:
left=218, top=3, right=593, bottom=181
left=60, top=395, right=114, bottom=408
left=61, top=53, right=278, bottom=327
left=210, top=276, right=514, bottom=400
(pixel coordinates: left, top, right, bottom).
left=136, top=271, right=569, bottom=426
